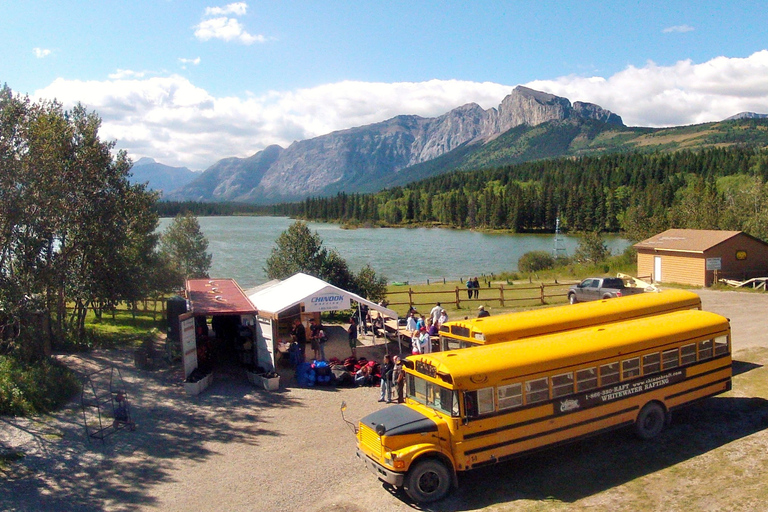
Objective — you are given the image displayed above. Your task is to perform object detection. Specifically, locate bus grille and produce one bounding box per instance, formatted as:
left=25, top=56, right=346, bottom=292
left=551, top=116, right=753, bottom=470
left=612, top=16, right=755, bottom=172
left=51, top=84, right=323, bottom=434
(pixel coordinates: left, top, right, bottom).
left=360, top=424, right=382, bottom=456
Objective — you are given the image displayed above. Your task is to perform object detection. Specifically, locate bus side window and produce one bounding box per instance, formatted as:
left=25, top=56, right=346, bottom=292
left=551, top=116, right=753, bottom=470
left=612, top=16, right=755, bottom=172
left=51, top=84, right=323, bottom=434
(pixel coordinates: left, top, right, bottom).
left=599, top=362, right=619, bottom=386
left=498, top=383, right=523, bottom=410
left=680, top=343, right=697, bottom=365
left=622, top=358, right=640, bottom=380
left=477, top=388, right=495, bottom=415
left=662, top=348, right=679, bottom=369
left=698, top=339, right=713, bottom=360
left=576, top=368, right=597, bottom=391
left=642, top=352, right=661, bottom=375
left=552, top=372, right=574, bottom=398
left=714, top=335, right=729, bottom=355
left=525, top=377, right=549, bottom=404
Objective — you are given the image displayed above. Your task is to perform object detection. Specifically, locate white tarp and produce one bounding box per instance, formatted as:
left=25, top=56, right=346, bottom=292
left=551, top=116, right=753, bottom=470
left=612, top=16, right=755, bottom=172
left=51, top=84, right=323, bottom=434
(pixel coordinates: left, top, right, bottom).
left=247, top=272, right=397, bottom=319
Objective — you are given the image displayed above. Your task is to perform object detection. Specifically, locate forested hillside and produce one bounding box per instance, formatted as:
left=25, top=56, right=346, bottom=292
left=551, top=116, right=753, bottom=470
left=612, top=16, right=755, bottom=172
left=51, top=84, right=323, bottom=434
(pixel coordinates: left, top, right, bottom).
left=267, top=147, right=768, bottom=242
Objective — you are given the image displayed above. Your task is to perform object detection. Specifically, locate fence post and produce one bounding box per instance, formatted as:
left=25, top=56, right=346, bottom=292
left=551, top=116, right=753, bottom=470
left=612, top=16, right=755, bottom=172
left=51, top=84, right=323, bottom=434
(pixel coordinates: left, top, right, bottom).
left=499, top=284, right=505, bottom=307
left=409, top=288, right=414, bottom=308
left=455, top=287, right=460, bottom=309
left=540, top=283, right=545, bottom=305
left=427, top=278, right=430, bottom=285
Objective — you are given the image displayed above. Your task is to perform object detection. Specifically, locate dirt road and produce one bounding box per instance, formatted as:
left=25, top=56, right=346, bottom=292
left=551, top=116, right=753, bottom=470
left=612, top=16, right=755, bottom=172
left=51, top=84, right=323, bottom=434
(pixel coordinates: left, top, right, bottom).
left=2, top=288, right=767, bottom=512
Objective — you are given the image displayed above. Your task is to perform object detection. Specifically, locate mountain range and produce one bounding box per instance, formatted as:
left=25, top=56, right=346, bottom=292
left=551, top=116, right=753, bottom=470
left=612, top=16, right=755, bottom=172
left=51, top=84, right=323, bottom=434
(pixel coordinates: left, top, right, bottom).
left=131, top=86, right=768, bottom=204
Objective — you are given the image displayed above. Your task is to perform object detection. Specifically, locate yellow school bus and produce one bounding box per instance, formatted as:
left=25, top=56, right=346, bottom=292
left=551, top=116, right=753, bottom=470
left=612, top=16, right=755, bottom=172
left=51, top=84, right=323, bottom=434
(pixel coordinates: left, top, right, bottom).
left=439, top=289, right=701, bottom=351
left=355, top=309, right=731, bottom=503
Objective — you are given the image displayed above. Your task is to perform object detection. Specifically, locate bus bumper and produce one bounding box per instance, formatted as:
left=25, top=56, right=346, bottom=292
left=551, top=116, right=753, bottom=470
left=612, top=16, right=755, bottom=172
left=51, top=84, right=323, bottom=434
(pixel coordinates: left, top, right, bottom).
left=356, top=448, right=405, bottom=486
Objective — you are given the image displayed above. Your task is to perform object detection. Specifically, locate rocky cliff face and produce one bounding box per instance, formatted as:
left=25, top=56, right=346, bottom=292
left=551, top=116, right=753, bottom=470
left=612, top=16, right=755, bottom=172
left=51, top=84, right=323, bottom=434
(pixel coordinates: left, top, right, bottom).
left=166, top=86, right=623, bottom=203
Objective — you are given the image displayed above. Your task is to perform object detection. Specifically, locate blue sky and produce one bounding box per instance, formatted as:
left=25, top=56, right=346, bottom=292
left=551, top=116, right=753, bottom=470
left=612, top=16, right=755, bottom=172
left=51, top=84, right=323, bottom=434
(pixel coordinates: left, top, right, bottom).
left=2, top=1, right=768, bottom=169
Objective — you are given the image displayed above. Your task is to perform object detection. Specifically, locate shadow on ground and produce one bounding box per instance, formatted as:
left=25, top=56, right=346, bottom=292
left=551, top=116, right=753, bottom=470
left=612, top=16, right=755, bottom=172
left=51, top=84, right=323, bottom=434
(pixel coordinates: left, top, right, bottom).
left=0, top=348, right=301, bottom=512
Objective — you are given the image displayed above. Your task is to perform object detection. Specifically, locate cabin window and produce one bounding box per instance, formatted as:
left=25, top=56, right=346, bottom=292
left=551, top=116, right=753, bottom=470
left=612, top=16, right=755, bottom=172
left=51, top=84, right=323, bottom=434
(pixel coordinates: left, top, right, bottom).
left=698, top=339, right=713, bottom=360
left=622, top=358, right=640, bottom=380
left=714, top=335, right=729, bottom=355
left=599, top=362, right=620, bottom=386
left=680, top=343, right=697, bottom=365
left=525, top=377, right=550, bottom=404
left=498, top=383, right=523, bottom=410
left=662, top=348, right=679, bottom=369
left=576, top=367, right=597, bottom=391
left=551, top=372, right=574, bottom=398
left=642, top=352, right=661, bottom=375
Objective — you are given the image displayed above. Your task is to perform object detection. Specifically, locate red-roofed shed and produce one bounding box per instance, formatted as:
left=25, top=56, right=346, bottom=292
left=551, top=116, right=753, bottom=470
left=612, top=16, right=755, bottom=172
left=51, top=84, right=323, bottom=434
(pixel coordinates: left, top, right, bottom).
left=186, top=278, right=258, bottom=316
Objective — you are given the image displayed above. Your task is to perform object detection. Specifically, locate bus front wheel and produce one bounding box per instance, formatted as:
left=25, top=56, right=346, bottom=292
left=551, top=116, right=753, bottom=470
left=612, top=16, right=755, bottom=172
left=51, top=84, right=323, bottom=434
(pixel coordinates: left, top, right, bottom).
left=404, top=459, right=452, bottom=503
left=635, top=402, right=666, bottom=440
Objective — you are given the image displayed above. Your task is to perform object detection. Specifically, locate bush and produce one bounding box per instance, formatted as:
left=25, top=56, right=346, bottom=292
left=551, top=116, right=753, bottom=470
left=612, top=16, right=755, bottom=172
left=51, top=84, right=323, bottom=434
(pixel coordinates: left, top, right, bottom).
left=518, top=251, right=556, bottom=273
left=0, top=356, right=81, bottom=416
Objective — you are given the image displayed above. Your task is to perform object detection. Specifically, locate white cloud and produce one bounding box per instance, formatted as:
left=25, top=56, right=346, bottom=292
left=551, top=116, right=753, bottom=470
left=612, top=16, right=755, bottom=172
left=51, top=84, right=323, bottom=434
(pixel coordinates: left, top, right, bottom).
left=195, top=2, right=265, bottom=44
left=33, top=47, right=51, bottom=58
left=179, top=57, right=201, bottom=70
left=194, top=16, right=264, bottom=44
left=31, top=51, right=768, bottom=170
left=663, top=25, right=694, bottom=34
left=204, top=2, right=248, bottom=17
left=108, top=69, right=148, bottom=79
left=526, top=50, right=768, bottom=127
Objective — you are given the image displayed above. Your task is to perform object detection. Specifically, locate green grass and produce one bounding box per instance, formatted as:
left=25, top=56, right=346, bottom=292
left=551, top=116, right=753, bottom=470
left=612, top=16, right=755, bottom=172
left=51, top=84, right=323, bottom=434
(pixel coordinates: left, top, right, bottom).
left=0, top=356, right=81, bottom=416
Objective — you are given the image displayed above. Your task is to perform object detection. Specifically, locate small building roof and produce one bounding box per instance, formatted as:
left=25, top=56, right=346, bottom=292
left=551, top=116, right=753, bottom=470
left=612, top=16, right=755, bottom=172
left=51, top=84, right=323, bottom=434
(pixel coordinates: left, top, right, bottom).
left=634, top=229, right=743, bottom=253
left=186, top=278, right=258, bottom=315
left=248, top=272, right=398, bottom=319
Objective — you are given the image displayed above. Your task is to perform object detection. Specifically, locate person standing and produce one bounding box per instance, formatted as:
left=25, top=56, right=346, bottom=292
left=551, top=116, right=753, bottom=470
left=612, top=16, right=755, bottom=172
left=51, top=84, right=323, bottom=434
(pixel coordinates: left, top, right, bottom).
left=430, top=302, right=442, bottom=326
left=379, top=354, right=394, bottom=403
left=406, top=311, right=418, bottom=332
left=472, top=277, right=480, bottom=299
left=291, top=318, right=307, bottom=363
left=466, top=278, right=473, bottom=299
left=309, top=318, right=321, bottom=361
left=392, top=356, right=405, bottom=403
left=419, top=327, right=432, bottom=354
left=348, top=316, right=358, bottom=358
left=411, top=330, right=422, bottom=354
left=437, top=308, right=448, bottom=329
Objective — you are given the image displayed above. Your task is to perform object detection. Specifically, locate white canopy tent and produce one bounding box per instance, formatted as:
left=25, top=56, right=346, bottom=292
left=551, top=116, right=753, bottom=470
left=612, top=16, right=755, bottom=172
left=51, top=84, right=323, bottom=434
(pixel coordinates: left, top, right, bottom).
left=246, top=273, right=398, bottom=370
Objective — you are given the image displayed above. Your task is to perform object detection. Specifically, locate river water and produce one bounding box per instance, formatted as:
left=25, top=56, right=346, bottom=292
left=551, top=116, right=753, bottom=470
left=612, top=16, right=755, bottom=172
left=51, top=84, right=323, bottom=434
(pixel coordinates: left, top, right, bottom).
left=158, top=216, right=630, bottom=290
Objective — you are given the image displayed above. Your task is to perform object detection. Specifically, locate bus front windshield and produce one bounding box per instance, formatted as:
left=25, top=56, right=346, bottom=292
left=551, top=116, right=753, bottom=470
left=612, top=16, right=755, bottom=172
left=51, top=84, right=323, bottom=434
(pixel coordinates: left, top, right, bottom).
left=407, top=374, right=460, bottom=417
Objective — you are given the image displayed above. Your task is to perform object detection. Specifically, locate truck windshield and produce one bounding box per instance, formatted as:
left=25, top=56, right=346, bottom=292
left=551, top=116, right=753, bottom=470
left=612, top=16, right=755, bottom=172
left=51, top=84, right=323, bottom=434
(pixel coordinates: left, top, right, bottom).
left=407, top=374, right=460, bottom=417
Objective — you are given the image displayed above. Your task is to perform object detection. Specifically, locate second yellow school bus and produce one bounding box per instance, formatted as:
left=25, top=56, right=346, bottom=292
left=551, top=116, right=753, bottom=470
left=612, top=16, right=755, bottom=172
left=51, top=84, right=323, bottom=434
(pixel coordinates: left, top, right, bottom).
left=355, top=309, right=731, bottom=503
left=439, top=289, right=701, bottom=351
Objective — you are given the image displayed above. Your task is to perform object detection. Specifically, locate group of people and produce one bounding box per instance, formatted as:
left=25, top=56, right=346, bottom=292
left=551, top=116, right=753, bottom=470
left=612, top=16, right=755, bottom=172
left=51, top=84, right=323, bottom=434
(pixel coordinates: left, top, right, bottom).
left=378, top=354, right=405, bottom=403
left=466, top=277, right=481, bottom=299
left=290, top=317, right=329, bottom=362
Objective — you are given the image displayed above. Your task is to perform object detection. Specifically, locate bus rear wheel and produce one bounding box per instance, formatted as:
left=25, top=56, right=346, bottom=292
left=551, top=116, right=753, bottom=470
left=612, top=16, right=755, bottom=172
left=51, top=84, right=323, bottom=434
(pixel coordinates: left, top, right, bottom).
left=404, top=459, right=452, bottom=503
left=635, top=402, right=666, bottom=439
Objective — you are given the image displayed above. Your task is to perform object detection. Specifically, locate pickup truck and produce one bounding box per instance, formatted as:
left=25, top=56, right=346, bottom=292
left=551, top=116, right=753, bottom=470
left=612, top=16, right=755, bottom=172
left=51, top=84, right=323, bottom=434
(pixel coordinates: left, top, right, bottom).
left=567, top=276, right=647, bottom=304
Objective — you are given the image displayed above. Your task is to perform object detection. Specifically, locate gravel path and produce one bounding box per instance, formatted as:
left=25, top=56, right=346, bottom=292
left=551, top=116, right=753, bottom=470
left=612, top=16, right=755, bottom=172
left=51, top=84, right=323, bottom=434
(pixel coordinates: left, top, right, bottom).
left=1, top=288, right=767, bottom=512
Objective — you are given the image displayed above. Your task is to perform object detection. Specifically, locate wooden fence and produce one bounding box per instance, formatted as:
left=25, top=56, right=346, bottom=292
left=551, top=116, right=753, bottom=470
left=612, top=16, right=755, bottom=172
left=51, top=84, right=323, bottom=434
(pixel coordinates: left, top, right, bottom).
left=385, top=282, right=576, bottom=310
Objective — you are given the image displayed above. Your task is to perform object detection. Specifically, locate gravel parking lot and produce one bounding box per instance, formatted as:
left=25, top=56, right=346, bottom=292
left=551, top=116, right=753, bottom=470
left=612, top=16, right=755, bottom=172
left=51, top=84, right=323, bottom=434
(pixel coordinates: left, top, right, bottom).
left=2, top=288, right=768, bottom=512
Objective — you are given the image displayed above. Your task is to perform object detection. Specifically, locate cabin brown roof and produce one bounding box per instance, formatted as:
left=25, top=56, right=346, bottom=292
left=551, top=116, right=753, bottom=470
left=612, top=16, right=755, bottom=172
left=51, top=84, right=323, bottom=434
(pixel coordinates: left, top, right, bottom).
left=634, top=229, right=742, bottom=253
left=186, top=278, right=257, bottom=315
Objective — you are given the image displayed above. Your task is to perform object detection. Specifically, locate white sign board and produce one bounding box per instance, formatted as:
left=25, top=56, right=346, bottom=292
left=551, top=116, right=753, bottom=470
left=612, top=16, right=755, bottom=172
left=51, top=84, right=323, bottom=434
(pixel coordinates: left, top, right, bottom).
left=180, top=312, right=197, bottom=379
left=706, top=257, right=722, bottom=271
left=305, top=291, right=351, bottom=312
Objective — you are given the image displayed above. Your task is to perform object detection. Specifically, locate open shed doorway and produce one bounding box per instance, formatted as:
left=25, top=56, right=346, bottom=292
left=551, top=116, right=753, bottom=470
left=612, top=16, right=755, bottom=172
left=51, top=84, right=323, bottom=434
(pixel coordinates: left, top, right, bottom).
left=183, top=279, right=259, bottom=386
